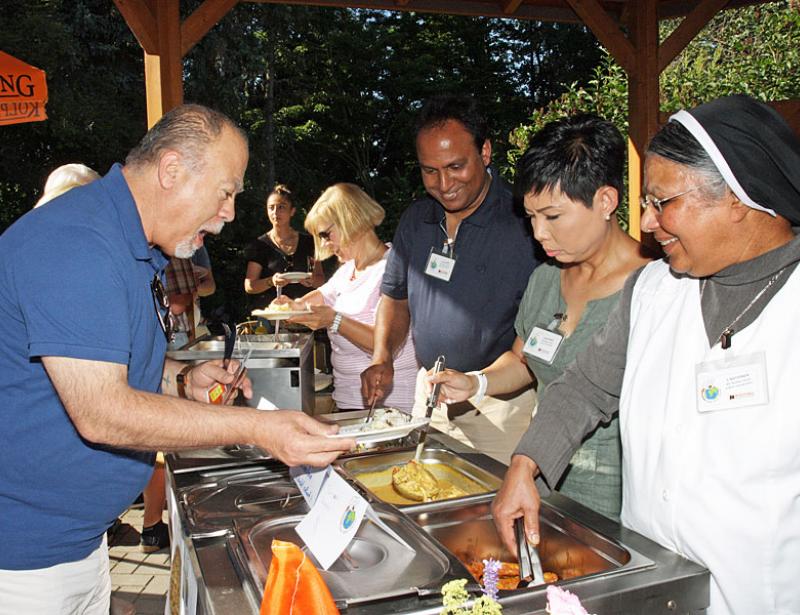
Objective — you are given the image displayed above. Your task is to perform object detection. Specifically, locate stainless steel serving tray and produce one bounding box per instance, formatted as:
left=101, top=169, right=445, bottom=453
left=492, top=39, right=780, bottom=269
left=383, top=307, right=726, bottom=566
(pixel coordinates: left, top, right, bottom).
left=335, top=448, right=502, bottom=508
left=408, top=499, right=654, bottom=591
left=229, top=502, right=473, bottom=609
left=179, top=468, right=305, bottom=537
left=167, top=333, right=310, bottom=361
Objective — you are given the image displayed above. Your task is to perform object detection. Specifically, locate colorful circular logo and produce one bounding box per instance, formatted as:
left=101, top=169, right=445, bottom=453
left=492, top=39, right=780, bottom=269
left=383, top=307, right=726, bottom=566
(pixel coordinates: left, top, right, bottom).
left=701, top=384, right=720, bottom=401
left=341, top=504, right=357, bottom=531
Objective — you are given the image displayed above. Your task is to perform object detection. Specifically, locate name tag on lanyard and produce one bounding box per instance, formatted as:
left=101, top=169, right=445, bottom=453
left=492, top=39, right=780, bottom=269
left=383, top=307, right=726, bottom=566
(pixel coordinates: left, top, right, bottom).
left=695, top=351, right=769, bottom=412
left=425, top=247, right=456, bottom=281
left=425, top=224, right=458, bottom=282
left=523, top=314, right=566, bottom=365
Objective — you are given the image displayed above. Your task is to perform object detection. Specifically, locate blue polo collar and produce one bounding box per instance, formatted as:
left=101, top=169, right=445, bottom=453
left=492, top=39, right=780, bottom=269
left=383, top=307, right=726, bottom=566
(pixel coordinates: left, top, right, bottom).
left=422, top=166, right=501, bottom=229
left=101, top=164, right=169, bottom=271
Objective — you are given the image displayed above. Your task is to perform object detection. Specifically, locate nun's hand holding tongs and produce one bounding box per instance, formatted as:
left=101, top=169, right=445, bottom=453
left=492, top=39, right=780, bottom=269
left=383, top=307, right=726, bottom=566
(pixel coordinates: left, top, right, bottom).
left=514, top=517, right=545, bottom=588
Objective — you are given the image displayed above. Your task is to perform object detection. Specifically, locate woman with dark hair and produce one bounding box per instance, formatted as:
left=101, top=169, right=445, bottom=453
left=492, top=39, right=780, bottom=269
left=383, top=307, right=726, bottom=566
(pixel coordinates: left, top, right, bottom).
left=243, top=185, right=322, bottom=312
left=493, top=95, right=800, bottom=615
left=431, top=114, right=651, bottom=518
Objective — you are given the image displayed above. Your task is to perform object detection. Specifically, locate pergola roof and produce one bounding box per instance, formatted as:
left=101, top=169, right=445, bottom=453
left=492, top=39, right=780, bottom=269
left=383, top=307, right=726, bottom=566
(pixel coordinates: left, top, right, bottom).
left=114, top=0, right=796, bottom=238
left=244, top=0, right=771, bottom=23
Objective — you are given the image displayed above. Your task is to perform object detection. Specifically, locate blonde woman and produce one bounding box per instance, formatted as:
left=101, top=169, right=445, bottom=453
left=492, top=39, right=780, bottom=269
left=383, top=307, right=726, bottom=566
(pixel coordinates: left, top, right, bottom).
left=35, top=163, right=100, bottom=207
left=277, top=183, right=419, bottom=412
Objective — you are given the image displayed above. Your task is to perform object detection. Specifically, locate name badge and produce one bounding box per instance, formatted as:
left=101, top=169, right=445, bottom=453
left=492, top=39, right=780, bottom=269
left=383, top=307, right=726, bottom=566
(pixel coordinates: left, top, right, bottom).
left=523, top=326, right=564, bottom=365
left=425, top=248, right=456, bottom=281
left=695, top=351, right=768, bottom=412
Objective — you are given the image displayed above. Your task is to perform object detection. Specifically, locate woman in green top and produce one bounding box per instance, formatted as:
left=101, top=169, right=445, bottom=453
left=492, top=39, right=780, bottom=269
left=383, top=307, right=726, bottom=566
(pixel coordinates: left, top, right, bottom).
left=431, top=114, right=651, bottom=519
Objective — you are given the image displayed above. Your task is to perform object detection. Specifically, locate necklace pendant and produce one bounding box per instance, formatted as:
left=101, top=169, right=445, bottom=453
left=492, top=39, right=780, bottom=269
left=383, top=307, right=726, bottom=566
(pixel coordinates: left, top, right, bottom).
left=720, top=328, right=733, bottom=350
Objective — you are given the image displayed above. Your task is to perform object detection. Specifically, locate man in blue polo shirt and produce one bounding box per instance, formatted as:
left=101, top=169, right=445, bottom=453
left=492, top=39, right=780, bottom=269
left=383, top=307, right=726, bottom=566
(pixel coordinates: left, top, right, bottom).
left=0, top=104, right=353, bottom=614
left=362, top=95, right=538, bottom=463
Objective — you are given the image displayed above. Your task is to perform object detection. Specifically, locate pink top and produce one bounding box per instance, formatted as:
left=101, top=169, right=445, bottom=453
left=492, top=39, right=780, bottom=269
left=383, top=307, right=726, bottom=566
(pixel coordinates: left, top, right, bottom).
left=319, top=246, right=418, bottom=411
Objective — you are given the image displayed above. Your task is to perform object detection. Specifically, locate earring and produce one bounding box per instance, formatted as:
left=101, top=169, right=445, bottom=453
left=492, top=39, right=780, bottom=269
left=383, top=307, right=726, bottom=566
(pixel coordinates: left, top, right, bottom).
left=604, top=213, right=611, bottom=221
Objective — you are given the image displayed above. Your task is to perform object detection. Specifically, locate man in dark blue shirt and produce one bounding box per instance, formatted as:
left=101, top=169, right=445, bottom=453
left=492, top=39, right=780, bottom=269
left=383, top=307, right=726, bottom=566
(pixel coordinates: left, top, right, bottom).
left=362, top=95, right=538, bottom=463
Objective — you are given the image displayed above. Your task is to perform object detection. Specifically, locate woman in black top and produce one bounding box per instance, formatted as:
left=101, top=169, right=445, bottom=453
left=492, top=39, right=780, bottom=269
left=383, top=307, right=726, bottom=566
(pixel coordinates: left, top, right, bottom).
left=243, top=185, right=322, bottom=310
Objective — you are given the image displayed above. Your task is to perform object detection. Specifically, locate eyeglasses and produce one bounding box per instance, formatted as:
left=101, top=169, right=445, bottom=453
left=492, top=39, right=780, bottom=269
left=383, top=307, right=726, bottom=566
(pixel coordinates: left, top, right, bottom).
left=150, top=274, right=176, bottom=343
left=639, top=187, right=699, bottom=214
left=317, top=224, right=335, bottom=241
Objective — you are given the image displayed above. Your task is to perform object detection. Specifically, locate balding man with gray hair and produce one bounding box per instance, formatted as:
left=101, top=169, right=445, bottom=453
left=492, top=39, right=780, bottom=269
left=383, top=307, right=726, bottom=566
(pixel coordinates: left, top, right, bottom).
left=0, top=104, right=354, bottom=614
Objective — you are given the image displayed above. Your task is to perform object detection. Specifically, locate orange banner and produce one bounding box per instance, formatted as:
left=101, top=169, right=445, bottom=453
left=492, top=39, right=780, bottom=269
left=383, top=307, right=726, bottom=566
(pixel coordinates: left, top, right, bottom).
left=0, top=50, right=48, bottom=126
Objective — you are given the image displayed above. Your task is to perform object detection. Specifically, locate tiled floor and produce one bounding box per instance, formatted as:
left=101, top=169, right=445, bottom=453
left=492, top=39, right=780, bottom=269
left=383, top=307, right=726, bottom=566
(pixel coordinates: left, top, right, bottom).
left=108, top=505, right=170, bottom=615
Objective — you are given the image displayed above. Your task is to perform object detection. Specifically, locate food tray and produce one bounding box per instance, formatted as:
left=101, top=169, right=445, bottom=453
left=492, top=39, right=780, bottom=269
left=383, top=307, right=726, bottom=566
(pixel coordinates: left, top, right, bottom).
left=335, top=448, right=502, bottom=507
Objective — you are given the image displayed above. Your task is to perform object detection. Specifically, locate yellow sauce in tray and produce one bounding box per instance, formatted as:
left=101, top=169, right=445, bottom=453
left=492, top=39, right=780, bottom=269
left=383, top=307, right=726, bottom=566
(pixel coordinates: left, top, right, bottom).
left=355, top=462, right=487, bottom=505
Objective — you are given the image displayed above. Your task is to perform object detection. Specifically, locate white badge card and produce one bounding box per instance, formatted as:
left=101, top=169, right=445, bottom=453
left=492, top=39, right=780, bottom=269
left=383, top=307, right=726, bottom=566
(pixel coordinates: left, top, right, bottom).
left=523, top=326, right=564, bottom=365
left=695, top=351, right=768, bottom=412
left=424, top=248, right=456, bottom=281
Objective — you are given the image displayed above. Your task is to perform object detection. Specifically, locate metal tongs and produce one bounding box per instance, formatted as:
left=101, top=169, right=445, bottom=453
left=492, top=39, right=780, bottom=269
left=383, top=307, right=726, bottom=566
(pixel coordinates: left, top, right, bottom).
left=221, top=322, right=235, bottom=370
left=414, top=355, right=445, bottom=460
left=514, top=517, right=545, bottom=588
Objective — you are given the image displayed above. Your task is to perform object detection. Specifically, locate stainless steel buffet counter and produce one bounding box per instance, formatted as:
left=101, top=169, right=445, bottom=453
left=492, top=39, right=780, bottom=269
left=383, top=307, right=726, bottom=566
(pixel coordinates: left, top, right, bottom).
left=165, top=426, right=709, bottom=615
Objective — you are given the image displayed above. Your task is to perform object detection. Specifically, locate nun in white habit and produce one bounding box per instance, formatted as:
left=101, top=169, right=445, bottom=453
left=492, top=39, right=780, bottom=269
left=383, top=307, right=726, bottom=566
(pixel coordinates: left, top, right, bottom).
left=493, top=94, right=800, bottom=615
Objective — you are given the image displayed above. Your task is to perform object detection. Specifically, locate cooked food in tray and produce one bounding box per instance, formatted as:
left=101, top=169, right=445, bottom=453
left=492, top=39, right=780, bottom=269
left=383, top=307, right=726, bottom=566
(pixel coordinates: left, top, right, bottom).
left=391, top=460, right=468, bottom=502
left=460, top=557, right=558, bottom=589
left=355, top=459, right=486, bottom=505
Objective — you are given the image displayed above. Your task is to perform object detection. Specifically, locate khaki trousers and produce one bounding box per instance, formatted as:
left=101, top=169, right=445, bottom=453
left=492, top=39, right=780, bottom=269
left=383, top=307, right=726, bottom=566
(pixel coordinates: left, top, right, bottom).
left=411, top=367, right=537, bottom=465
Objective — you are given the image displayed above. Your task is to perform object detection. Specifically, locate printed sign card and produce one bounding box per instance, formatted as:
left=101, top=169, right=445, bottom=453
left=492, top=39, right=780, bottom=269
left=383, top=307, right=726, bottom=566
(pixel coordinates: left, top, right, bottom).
left=295, top=470, right=368, bottom=570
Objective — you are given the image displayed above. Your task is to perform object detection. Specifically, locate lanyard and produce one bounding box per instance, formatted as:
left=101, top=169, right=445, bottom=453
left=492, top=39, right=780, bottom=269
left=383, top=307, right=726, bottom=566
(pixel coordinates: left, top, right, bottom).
left=439, top=219, right=461, bottom=257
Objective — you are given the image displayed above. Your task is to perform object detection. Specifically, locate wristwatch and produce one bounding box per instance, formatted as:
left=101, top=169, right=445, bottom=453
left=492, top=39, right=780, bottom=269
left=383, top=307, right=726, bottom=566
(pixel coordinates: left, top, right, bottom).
left=176, top=364, right=193, bottom=400
left=330, top=312, right=343, bottom=334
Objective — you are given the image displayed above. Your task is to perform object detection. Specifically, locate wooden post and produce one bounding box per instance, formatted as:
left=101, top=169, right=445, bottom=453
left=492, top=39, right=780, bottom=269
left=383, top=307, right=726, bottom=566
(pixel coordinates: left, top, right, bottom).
left=115, top=0, right=238, bottom=127
left=625, top=0, right=660, bottom=241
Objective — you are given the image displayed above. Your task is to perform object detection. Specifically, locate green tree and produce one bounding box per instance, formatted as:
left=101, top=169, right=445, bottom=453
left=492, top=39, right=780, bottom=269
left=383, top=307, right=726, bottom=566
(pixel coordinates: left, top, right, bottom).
left=507, top=1, right=800, bottom=231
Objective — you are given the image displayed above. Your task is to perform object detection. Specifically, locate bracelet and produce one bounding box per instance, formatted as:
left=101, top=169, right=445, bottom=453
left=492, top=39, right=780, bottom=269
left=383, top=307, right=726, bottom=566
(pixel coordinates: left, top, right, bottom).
left=466, top=371, right=488, bottom=405
left=176, top=364, right=193, bottom=400
left=330, top=312, right=343, bottom=334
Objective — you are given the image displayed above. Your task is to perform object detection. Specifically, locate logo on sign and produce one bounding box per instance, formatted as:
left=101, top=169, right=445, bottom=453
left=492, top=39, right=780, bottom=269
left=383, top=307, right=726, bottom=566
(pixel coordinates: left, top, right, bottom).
left=701, top=384, right=720, bottom=401
left=341, top=503, right=357, bottom=531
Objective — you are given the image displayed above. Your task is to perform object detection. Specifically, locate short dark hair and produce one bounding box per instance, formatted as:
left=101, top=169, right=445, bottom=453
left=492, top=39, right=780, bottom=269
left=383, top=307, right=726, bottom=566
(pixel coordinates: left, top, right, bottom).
left=514, top=114, right=625, bottom=208
left=125, top=104, right=247, bottom=172
left=414, top=95, right=489, bottom=152
left=647, top=120, right=727, bottom=198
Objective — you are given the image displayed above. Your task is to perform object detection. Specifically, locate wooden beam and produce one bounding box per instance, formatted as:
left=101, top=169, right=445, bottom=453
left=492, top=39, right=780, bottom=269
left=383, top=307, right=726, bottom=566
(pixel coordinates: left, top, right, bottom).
left=769, top=99, right=800, bottom=137
left=658, top=0, right=730, bottom=72
left=626, top=0, right=660, bottom=242
left=564, top=0, right=636, bottom=73
left=113, top=0, right=157, bottom=54
left=663, top=99, right=800, bottom=137
left=182, top=0, right=240, bottom=56
left=502, top=0, right=525, bottom=14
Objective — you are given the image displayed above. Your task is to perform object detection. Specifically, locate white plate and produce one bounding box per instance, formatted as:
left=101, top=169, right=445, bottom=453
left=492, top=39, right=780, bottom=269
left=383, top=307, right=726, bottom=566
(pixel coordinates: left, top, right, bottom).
left=327, top=417, right=429, bottom=445
left=250, top=308, right=312, bottom=320
left=314, top=372, right=333, bottom=392
left=281, top=271, right=312, bottom=282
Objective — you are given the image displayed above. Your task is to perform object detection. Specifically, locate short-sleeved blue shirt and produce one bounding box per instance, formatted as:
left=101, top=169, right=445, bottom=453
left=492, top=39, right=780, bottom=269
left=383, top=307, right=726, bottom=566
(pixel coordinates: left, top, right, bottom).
left=0, top=164, right=168, bottom=569
left=381, top=170, right=538, bottom=372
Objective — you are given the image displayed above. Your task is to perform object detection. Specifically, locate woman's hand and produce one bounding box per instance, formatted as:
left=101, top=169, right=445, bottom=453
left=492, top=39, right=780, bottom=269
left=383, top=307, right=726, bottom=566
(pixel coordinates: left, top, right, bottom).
left=426, top=368, right=479, bottom=404
left=288, top=304, right=335, bottom=331
left=272, top=272, right=290, bottom=288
